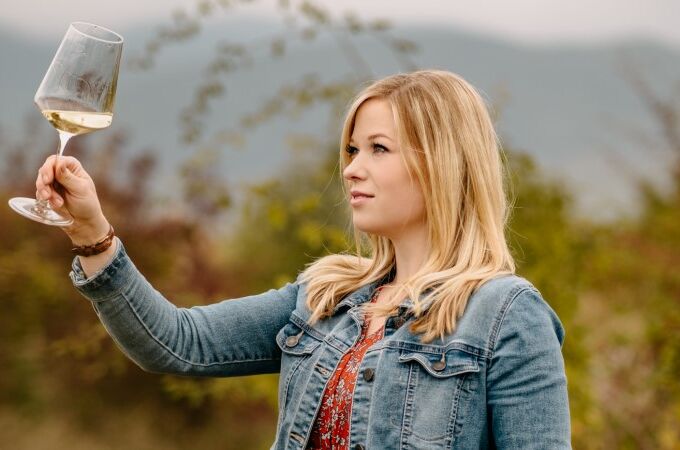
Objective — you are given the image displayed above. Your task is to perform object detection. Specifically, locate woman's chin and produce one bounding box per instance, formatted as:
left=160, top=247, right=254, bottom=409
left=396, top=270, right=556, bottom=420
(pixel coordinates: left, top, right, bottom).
left=351, top=221, right=370, bottom=233
left=352, top=222, right=385, bottom=236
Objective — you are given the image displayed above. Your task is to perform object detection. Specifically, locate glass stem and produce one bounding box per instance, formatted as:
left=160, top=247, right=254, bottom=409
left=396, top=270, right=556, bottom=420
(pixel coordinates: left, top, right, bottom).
left=35, top=131, right=73, bottom=213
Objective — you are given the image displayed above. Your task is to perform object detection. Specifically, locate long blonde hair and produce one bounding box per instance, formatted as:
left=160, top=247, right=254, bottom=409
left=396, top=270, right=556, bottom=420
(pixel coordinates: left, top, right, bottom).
left=298, top=69, right=516, bottom=343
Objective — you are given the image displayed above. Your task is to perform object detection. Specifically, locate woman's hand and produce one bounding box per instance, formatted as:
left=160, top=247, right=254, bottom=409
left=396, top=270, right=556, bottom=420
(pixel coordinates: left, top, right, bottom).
left=35, top=155, right=111, bottom=245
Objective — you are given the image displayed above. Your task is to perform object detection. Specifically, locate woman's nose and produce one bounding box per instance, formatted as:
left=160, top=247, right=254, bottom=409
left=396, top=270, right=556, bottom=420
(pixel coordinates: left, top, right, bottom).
left=343, top=154, right=366, bottom=181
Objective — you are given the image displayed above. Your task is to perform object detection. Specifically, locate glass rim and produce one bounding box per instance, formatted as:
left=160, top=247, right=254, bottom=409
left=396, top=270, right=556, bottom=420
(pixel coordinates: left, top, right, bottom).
left=69, top=22, right=124, bottom=44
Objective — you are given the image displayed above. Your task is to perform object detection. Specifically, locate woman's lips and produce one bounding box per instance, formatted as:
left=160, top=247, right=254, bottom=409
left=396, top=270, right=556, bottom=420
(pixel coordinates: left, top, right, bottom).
left=350, top=194, right=373, bottom=206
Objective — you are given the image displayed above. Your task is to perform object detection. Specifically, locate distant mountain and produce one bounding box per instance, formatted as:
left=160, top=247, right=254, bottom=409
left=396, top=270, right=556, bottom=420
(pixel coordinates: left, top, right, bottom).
left=2, top=18, right=679, bottom=222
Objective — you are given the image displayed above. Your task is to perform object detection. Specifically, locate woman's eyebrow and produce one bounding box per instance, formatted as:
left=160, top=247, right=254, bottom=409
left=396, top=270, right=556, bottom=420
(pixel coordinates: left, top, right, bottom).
left=349, top=133, right=394, bottom=144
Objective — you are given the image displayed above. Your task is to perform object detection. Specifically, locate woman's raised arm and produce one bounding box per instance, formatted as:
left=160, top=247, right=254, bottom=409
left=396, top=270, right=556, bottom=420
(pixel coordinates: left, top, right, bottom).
left=70, top=238, right=299, bottom=377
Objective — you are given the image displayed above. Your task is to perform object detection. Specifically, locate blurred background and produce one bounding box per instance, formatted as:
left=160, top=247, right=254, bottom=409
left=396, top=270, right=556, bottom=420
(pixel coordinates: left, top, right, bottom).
left=1, top=0, right=679, bottom=448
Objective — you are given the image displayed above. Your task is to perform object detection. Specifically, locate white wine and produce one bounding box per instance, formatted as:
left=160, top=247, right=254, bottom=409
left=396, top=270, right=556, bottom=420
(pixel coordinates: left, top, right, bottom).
left=41, top=109, right=113, bottom=135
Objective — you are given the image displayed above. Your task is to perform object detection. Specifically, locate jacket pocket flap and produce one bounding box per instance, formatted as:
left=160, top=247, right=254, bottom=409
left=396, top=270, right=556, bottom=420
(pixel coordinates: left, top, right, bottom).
left=276, top=322, right=322, bottom=356
left=398, top=350, right=479, bottom=378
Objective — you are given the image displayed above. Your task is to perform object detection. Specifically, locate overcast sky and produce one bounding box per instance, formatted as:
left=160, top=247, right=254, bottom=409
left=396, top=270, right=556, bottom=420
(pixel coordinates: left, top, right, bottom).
left=1, top=0, right=679, bottom=47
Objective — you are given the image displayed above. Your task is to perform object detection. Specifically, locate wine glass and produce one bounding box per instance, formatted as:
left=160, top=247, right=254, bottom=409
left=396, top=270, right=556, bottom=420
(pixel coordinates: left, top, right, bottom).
left=8, top=22, right=123, bottom=226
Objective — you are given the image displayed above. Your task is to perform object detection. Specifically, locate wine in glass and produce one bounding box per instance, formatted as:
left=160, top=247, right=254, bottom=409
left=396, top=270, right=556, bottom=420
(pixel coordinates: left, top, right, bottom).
left=8, top=22, right=123, bottom=226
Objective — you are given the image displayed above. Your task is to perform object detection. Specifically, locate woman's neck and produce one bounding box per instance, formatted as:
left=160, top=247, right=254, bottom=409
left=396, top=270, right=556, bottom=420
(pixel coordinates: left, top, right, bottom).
left=389, top=224, right=428, bottom=286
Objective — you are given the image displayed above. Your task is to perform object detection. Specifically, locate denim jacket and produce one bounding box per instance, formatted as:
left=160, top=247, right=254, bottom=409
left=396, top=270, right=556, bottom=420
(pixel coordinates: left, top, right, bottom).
left=70, top=238, right=571, bottom=449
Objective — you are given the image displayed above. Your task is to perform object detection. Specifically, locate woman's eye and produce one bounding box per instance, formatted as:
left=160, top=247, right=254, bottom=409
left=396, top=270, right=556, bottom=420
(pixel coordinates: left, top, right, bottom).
left=345, top=143, right=388, bottom=157
left=373, top=143, right=388, bottom=153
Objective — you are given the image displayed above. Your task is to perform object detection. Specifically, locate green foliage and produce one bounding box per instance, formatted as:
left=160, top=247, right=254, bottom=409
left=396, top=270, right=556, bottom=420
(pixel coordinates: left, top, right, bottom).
left=573, top=171, right=680, bottom=448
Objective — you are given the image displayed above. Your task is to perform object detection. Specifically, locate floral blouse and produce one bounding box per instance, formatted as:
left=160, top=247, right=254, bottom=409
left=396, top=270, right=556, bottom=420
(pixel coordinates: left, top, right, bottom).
left=306, top=287, right=386, bottom=450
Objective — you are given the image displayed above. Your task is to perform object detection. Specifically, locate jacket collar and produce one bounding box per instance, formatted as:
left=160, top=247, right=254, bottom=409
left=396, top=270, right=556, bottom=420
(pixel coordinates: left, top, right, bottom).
left=332, top=275, right=433, bottom=317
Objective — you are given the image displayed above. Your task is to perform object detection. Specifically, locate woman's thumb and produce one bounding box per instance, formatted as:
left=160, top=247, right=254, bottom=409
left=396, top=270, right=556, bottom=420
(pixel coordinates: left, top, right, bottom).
left=56, top=163, right=77, bottom=188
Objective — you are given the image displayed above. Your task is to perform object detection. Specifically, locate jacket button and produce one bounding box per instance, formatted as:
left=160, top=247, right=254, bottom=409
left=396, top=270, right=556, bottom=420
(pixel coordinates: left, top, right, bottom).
left=363, top=368, right=375, bottom=381
left=432, top=360, right=446, bottom=371
left=285, top=335, right=300, bottom=347
left=354, top=445, right=365, bottom=450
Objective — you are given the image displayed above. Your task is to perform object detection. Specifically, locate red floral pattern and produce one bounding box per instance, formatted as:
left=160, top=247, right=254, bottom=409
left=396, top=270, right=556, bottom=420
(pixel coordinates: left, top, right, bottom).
left=306, top=287, right=385, bottom=450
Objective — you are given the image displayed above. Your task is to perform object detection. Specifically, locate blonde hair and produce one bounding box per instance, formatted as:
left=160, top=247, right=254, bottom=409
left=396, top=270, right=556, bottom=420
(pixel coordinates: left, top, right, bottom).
left=298, top=69, right=516, bottom=343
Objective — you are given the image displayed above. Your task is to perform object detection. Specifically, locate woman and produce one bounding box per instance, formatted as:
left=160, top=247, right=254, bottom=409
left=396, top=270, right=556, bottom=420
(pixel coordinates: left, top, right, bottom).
left=36, top=70, right=571, bottom=449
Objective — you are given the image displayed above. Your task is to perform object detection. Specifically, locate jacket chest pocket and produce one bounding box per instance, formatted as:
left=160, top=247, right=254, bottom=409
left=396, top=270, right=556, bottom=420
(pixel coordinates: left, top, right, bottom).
left=275, top=320, right=323, bottom=414
left=393, top=349, right=480, bottom=449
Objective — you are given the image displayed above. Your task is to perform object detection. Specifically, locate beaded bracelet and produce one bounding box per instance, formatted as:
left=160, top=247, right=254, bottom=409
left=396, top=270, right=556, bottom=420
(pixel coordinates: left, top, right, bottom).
left=71, top=224, right=115, bottom=256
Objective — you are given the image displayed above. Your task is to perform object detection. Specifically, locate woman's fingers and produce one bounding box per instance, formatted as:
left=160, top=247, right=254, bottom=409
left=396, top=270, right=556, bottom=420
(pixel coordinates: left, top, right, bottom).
left=33, top=154, right=104, bottom=227
left=51, top=195, right=64, bottom=209
left=55, top=156, right=84, bottom=177
left=54, top=162, right=86, bottom=193
left=50, top=190, right=64, bottom=205
left=36, top=155, right=89, bottom=200
left=36, top=155, right=59, bottom=195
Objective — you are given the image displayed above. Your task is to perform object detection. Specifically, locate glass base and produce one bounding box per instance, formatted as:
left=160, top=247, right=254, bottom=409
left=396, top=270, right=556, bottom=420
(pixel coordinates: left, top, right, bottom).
left=8, top=197, right=74, bottom=226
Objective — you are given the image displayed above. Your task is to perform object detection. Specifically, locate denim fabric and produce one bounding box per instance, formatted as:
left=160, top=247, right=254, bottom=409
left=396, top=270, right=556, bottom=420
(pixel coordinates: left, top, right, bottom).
left=70, top=238, right=571, bottom=449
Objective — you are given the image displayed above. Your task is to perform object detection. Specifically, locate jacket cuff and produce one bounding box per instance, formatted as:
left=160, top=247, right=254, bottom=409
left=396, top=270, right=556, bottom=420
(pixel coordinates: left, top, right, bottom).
left=69, top=237, right=134, bottom=302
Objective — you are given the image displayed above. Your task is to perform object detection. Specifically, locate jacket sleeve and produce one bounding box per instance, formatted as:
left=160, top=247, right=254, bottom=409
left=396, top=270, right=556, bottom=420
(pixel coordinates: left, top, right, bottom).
left=69, top=237, right=299, bottom=377
left=486, top=287, right=572, bottom=449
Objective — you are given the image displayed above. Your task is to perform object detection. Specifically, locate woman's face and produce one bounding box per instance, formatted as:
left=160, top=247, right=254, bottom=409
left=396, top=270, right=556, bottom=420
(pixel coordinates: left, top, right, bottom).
left=343, top=98, right=426, bottom=240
